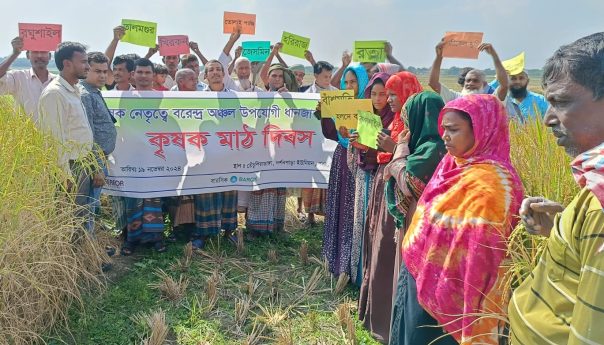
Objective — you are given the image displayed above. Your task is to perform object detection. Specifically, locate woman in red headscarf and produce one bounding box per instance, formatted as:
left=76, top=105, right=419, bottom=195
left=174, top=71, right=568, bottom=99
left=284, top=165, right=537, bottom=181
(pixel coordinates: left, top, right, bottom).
left=354, top=71, right=423, bottom=343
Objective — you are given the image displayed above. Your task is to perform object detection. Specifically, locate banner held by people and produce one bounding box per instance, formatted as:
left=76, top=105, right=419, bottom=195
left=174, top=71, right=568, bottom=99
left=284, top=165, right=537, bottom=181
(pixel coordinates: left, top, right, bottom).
left=102, top=91, right=336, bottom=198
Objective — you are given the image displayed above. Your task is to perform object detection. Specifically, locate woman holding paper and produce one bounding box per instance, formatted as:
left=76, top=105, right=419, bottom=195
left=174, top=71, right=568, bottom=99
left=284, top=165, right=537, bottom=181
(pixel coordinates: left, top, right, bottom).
left=356, top=71, right=422, bottom=343
left=321, top=64, right=368, bottom=280
left=347, top=72, right=394, bottom=287
left=392, top=94, right=523, bottom=344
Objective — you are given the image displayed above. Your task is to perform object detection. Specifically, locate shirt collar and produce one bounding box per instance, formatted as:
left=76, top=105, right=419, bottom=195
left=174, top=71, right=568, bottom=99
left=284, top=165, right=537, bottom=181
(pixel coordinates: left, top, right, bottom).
left=58, top=75, right=80, bottom=95
left=29, top=67, right=56, bottom=82
left=80, top=80, right=100, bottom=93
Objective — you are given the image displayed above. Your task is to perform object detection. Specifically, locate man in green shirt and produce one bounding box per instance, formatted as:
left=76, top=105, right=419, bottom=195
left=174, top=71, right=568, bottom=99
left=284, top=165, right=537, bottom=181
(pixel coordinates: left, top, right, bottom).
left=509, top=32, right=604, bottom=345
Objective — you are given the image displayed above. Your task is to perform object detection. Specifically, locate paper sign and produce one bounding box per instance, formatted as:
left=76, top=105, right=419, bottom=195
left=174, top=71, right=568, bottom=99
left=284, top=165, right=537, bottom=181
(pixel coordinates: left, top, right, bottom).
left=223, top=12, right=256, bottom=35
left=502, top=52, right=525, bottom=75
left=320, top=90, right=356, bottom=117
left=121, top=19, right=157, bottom=48
left=242, top=41, right=270, bottom=62
left=442, top=32, right=484, bottom=59
left=353, top=41, right=386, bottom=63
left=158, top=35, right=189, bottom=56
left=332, top=99, right=373, bottom=130
left=18, top=23, right=62, bottom=51
left=356, top=111, right=383, bottom=149
left=280, top=31, right=310, bottom=59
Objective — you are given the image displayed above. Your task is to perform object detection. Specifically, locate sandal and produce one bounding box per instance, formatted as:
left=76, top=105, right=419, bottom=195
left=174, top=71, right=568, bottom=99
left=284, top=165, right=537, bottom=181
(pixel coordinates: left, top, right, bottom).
left=120, top=241, right=135, bottom=256
left=297, top=212, right=307, bottom=222
left=225, top=232, right=238, bottom=246
left=153, top=241, right=167, bottom=253
left=191, top=238, right=205, bottom=250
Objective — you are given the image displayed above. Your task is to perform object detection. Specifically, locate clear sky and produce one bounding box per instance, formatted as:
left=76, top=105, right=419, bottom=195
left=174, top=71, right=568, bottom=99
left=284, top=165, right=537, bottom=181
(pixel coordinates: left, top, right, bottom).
left=2, top=0, right=603, bottom=69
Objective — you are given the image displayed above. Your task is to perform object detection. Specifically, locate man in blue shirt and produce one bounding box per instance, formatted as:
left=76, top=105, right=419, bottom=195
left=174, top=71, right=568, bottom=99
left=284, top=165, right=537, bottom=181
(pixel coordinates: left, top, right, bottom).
left=491, top=71, right=549, bottom=121
left=508, top=71, right=549, bottom=120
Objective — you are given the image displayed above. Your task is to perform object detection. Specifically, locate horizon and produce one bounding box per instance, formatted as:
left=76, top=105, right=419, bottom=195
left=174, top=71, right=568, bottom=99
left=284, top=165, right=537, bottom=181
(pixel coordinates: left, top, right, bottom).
left=3, top=0, right=601, bottom=71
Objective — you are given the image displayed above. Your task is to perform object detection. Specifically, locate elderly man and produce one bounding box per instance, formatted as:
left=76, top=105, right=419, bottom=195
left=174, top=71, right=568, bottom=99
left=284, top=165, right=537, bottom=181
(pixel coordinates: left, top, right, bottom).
left=429, top=40, right=508, bottom=102
left=0, top=36, right=56, bottom=122
left=509, top=32, right=604, bottom=345
left=169, top=54, right=207, bottom=91
left=232, top=57, right=263, bottom=92
left=38, top=42, right=93, bottom=230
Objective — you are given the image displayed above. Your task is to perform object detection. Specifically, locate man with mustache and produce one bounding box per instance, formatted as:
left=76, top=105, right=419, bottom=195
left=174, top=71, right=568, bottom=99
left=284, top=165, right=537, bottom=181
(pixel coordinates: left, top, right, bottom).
left=0, top=36, right=56, bottom=122
left=509, top=32, right=604, bottom=344
left=428, top=40, right=508, bottom=102
left=506, top=70, right=549, bottom=121
left=38, top=41, right=93, bottom=230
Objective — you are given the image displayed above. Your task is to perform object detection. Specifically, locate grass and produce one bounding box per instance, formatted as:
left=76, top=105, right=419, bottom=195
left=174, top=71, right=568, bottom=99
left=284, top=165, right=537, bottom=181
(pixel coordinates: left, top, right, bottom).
left=45, top=199, right=379, bottom=345
left=0, top=97, right=105, bottom=344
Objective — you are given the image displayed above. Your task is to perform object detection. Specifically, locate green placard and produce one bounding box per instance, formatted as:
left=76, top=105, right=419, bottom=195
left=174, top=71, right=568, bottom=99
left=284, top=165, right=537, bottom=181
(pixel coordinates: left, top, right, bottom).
left=280, top=31, right=310, bottom=59
left=356, top=110, right=382, bottom=149
left=242, top=41, right=271, bottom=62
left=353, top=41, right=386, bottom=63
left=121, top=19, right=157, bottom=48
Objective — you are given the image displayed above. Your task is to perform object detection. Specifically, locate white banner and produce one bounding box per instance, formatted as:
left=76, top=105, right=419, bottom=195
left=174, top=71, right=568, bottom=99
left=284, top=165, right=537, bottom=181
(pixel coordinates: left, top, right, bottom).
left=101, top=91, right=337, bottom=198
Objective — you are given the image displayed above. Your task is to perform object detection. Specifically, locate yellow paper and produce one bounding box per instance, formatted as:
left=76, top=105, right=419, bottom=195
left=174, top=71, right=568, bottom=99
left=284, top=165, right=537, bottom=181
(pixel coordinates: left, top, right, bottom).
left=502, top=52, right=525, bottom=75
left=331, top=99, right=373, bottom=130
left=320, top=90, right=356, bottom=117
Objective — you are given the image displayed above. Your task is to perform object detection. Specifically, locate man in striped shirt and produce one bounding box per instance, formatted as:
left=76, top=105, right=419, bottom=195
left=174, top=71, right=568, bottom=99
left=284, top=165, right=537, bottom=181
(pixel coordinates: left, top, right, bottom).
left=509, top=32, right=604, bottom=345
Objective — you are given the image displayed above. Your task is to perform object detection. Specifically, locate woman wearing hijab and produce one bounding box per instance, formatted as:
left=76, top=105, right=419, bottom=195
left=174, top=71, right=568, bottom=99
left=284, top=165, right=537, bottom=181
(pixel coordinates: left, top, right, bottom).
left=385, top=92, right=448, bottom=344
left=246, top=64, right=299, bottom=235
left=356, top=71, right=422, bottom=343
left=321, top=64, right=368, bottom=279
left=394, top=94, right=523, bottom=344
left=347, top=72, right=394, bottom=286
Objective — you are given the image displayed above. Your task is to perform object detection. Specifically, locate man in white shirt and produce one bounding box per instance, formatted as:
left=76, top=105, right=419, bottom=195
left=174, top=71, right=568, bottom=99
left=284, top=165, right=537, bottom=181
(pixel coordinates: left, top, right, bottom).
left=0, top=36, right=56, bottom=122
left=38, top=41, right=94, bottom=230
left=233, top=57, right=263, bottom=92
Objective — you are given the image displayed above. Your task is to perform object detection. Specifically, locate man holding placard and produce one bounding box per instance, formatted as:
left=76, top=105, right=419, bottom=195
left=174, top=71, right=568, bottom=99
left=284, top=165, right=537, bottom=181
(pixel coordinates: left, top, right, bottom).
left=429, top=35, right=508, bottom=102
left=0, top=36, right=56, bottom=122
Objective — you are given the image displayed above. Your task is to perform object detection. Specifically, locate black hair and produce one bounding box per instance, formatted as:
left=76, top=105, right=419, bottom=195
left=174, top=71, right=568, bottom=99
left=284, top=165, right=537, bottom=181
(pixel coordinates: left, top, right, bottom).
left=543, top=32, right=604, bottom=100
left=113, top=55, right=135, bottom=72
left=87, top=51, right=108, bottom=65
left=54, top=41, right=86, bottom=71
left=205, top=59, right=223, bottom=72
left=457, top=67, right=474, bottom=86
left=180, top=54, right=199, bottom=68
left=456, top=110, right=473, bottom=129
left=134, top=58, right=155, bottom=73
left=154, top=63, right=169, bottom=75
left=313, top=61, right=334, bottom=75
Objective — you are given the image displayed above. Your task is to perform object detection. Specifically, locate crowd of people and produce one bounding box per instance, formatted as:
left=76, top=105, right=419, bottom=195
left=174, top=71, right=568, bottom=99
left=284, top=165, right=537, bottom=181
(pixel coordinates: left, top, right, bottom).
left=1, top=24, right=603, bottom=344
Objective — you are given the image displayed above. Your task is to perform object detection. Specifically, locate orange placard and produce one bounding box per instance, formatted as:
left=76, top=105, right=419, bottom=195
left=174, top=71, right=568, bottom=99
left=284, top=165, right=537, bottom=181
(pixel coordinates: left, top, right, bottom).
left=18, top=23, right=62, bottom=51
left=442, top=32, right=484, bottom=59
left=223, top=12, right=256, bottom=35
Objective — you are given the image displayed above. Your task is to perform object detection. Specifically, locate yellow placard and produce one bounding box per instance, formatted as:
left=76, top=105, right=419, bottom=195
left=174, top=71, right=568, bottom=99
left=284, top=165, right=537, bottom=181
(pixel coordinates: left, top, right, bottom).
left=320, top=90, right=356, bottom=117
left=502, top=52, right=525, bottom=76
left=331, top=99, right=373, bottom=130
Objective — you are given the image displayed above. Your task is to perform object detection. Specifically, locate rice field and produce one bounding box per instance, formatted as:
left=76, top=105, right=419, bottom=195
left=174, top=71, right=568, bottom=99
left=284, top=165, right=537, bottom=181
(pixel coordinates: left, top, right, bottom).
left=1, top=74, right=569, bottom=344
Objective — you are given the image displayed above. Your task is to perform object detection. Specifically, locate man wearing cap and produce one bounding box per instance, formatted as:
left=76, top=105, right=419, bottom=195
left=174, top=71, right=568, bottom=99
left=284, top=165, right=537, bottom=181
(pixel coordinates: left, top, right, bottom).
left=0, top=36, right=56, bottom=122
left=289, top=64, right=310, bottom=92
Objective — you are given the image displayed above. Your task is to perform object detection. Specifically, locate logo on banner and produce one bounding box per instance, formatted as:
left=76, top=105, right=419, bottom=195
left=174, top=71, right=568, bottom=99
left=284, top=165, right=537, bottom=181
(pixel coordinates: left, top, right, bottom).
left=230, top=176, right=238, bottom=183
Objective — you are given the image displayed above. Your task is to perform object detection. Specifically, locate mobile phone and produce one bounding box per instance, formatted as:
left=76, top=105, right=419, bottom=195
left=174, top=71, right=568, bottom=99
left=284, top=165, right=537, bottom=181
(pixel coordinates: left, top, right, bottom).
left=381, top=129, right=392, bottom=136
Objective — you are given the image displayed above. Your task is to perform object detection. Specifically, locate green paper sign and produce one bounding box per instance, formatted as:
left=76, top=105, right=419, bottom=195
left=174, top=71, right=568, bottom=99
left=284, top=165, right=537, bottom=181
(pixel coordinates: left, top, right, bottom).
left=281, top=31, right=310, bottom=59
left=242, top=41, right=271, bottom=62
left=356, top=110, right=382, bottom=149
left=353, top=41, right=386, bottom=63
left=121, top=19, right=157, bottom=48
